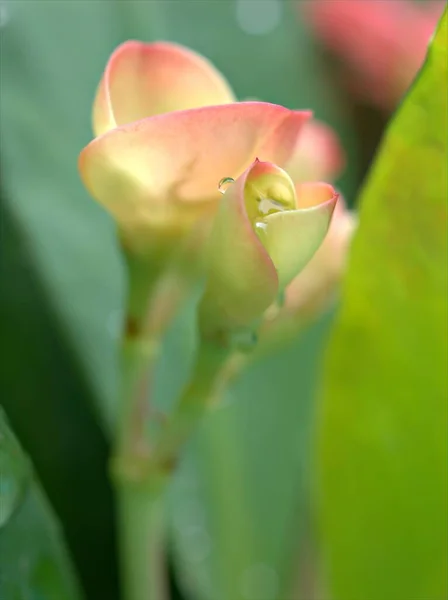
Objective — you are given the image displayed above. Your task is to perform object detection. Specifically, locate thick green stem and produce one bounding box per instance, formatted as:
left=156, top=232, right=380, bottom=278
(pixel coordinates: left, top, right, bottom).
left=117, top=485, right=167, bottom=600
left=113, top=336, right=229, bottom=600
left=113, top=334, right=167, bottom=600
left=117, top=482, right=168, bottom=600
left=112, top=253, right=231, bottom=600
left=112, top=254, right=168, bottom=600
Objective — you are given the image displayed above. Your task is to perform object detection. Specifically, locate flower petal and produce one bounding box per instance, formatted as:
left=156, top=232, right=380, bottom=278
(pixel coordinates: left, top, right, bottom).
left=284, top=196, right=357, bottom=318
left=257, top=183, right=338, bottom=289
left=79, top=103, right=311, bottom=241
left=296, top=181, right=338, bottom=208
left=285, top=119, right=345, bottom=183
left=200, top=162, right=279, bottom=335
left=301, top=0, right=444, bottom=109
left=93, top=40, right=236, bottom=136
left=258, top=197, right=356, bottom=350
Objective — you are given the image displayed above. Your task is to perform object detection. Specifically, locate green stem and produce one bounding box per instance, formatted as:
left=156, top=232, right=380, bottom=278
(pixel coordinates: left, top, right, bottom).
left=115, top=336, right=158, bottom=475
left=112, top=253, right=231, bottom=600
left=113, top=337, right=230, bottom=600
left=112, top=253, right=168, bottom=600
left=113, top=334, right=168, bottom=600
left=117, top=481, right=168, bottom=600
left=149, top=340, right=230, bottom=474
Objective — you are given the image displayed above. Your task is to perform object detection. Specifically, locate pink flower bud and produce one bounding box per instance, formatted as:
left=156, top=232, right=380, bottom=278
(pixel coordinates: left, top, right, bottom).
left=199, top=159, right=338, bottom=341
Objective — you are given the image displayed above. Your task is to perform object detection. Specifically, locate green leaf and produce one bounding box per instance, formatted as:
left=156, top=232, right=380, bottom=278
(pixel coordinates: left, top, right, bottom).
left=319, top=10, right=447, bottom=600
left=0, top=200, right=118, bottom=599
left=0, top=409, right=82, bottom=600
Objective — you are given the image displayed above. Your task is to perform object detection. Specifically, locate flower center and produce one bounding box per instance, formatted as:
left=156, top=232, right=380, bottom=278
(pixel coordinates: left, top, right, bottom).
left=244, top=168, right=297, bottom=226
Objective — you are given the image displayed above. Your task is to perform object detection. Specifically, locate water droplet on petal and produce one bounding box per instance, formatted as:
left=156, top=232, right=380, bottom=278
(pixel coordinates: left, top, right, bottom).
left=254, top=221, right=268, bottom=245
left=254, top=221, right=267, bottom=232
left=258, top=197, right=288, bottom=216
left=218, top=177, right=235, bottom=194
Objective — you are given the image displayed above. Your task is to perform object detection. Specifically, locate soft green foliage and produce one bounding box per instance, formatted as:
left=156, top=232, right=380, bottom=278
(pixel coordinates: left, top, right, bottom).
left=319, top=10, right=447, bottom=600
left=0, top=1, right=357, bottom=599
left=0, top=410, right=82, bottom=600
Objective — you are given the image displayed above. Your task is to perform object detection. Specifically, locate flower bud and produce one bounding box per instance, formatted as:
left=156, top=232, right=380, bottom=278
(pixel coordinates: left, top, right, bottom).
left=199, top=159, right=338, bottom=344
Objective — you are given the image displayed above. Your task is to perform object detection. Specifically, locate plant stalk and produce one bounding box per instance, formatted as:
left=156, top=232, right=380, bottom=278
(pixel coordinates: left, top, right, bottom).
left=112, top=253, right=168, bottom=600
left=112, top=251, right=233, bottom=600
left=113, top=331, right=168, bottom=600
left=117, top=480, right=168, bottom=600
left=113, top=336, right=229, bottom=600
left=149, top=340, right=230, bottom=473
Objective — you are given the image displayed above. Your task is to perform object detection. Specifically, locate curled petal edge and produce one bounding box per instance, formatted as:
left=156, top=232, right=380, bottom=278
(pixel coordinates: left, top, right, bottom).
left=200, top=162, right=279, bottom=336
left=257, top=182, right=339, bottom=289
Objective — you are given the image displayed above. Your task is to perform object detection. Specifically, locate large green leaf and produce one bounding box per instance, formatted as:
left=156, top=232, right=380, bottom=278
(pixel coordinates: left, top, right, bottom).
left=319, top=10, right=447, bottom=600
left=0, top=410, right=82, bottom=600
left=1, top=1, right=358, bottom=598
left=0, top=196, right=118, bottom=599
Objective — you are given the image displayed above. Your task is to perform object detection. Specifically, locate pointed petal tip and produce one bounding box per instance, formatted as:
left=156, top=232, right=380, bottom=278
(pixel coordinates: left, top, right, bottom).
left=296, top=181, right=339, bottom=210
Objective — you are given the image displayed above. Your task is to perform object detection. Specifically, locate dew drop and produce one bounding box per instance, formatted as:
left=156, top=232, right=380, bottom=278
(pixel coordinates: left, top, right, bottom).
left=254, top=220, right=268, bottom=246
left=258, top=197, right=288, bottom=216
left=218, top=177, right=235, bottom=194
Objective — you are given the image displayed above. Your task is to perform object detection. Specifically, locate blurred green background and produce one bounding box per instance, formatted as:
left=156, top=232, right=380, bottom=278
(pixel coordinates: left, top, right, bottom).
left=1, top=1, right=445, bottom=600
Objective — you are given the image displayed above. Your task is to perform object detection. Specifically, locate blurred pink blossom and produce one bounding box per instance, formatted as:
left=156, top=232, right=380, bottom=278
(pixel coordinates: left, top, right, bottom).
left=301, top=0, right=445, bottom=110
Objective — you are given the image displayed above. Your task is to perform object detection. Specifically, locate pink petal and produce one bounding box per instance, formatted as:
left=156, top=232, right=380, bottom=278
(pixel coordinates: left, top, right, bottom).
left=286, top=120, right=345, bottom=184
left=302, top=0, right=444, bottom=108
left=79, top=103, right=310, bottom=237
left=295, top=181, right=337, bottom=209
left=93, top=40, right=236, bottom=136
